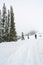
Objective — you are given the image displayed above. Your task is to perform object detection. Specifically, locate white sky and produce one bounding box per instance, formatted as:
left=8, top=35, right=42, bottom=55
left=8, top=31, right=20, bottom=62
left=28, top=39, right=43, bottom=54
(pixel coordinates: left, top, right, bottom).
left=0, top=0, right=43, bottom=34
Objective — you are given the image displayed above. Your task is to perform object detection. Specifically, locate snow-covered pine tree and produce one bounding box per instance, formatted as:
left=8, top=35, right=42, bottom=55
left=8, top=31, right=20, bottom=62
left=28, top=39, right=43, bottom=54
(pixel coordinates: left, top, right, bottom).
left=0, top=10, right=2, bottom=42
left=5, top=16, right=8, bottom=41
left=9, top=6, right=17, bottom=41
left=27, top=34, right=29, bottom=39
left=0, top=10, right=2, bottom=36
left=7, top=10, right=10, bottom=33
left=21, top=32, right=24, bottom=40
left=2, top=3, right=7, bottom=41
left=7, top=10, right=10, bottom=41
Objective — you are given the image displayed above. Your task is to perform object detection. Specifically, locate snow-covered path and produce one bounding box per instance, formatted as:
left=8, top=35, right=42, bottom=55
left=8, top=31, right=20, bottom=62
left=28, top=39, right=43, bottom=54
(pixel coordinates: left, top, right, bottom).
left=0, top=38, right=43, bottom=65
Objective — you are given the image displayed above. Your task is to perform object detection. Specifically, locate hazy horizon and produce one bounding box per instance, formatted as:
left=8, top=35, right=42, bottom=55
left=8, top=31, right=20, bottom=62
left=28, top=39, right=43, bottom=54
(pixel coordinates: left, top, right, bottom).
left=0, top=0, right=43, bottom=35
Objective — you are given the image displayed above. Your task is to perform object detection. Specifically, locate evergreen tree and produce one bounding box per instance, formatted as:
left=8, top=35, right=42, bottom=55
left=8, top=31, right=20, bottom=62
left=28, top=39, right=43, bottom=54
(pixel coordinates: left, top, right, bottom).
left=27, top=35, right=29, bottom=39
left=0, top=10, right=2, bottom=36
left=27, top=34, right=29, bottom=39
left=2, top=3, right=7, bottom=41
left=5, top=16, right=8, bottom=41
left=0, top=10, right=2, bottom=42
left=7, top=10, right=10, bottom=32
left=21, top=32, right=24, bottom=40
left=35, top=34, right=37, bottom=39
left=7, top=10, right=10, bottom=41
left=9, top=6, right=17, bottom=41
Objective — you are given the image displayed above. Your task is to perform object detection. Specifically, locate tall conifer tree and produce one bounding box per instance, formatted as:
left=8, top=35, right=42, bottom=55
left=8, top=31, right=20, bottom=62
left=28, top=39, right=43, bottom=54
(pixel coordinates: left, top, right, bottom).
left=9, top=6, right=17, bottom=41
left=2, top=3, right=7, bottom=41
left=0, top=10, right=2, bottom=42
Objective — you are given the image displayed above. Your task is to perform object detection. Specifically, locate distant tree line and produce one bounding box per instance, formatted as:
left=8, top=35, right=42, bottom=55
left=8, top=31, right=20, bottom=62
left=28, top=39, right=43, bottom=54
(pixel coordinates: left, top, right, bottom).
left=17, top=31, right=37, bottom=40
left=0, top=3, right=17, bottom=42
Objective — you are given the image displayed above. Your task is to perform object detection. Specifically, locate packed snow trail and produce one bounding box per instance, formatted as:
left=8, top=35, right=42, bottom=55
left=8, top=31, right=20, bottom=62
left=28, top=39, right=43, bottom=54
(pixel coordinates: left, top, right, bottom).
left=0, top=40, right=26, bottom=65
left=0, top=38, right=43, bottom=65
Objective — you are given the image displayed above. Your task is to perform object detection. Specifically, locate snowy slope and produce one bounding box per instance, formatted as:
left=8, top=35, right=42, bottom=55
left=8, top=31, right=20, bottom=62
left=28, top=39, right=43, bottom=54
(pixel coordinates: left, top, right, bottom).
left=0, top=37, right=43, bottom=65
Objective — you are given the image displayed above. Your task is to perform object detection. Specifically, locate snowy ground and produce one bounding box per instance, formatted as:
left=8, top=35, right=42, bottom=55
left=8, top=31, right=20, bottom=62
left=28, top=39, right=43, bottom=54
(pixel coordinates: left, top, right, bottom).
left=0, top=35, right=43, bottom=65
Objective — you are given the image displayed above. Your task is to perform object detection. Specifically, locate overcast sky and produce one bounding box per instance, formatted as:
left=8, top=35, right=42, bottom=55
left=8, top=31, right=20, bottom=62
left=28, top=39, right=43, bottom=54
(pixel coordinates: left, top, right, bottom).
left=0, top=0, right=43, bottom=34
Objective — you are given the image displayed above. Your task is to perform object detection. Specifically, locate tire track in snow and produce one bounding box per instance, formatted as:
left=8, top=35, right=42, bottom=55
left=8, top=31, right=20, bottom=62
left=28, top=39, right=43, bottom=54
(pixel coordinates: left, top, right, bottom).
left=26, top=40, right=36, bottom=65
left=35, top=39, right=43, bottom=65
left=33, top=42, right=40, bottom=65
left=26, top=39, right=40, bottom=65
